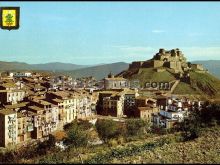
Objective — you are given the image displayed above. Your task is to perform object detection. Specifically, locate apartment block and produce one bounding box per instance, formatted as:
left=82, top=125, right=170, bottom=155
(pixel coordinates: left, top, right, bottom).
left=0, top=109, right=17, bottom=148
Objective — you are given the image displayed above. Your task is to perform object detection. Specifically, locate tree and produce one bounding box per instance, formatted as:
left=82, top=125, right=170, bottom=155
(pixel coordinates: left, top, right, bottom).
left=95, top=119, right=120, bottom=142
left=125, top=118, right=149, bottom=136
left=66, top=128, right=88, bottom=147
left=65, top=120, right=88, bottom=147
left=5, top=13, right=14, bottom=26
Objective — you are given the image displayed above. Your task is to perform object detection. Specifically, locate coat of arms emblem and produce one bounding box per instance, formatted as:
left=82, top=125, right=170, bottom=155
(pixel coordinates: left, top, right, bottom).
left=0, top=7, right=20, bottom=30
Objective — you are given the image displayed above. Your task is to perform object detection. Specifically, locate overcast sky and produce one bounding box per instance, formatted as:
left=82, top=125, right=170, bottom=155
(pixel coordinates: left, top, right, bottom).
left=1, top=2, right=220, bottom=64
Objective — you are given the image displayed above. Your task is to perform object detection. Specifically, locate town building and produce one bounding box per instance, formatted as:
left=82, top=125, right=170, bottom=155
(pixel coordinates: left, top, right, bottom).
left=0, top=89, right=26, bottom=105
left=133, top=96, right=159, bottom=121
left=0, top=109, right=17, bottom=148
left=104, top=72, right=129, bottom=90
left=151, top=97, right=202, bottom=129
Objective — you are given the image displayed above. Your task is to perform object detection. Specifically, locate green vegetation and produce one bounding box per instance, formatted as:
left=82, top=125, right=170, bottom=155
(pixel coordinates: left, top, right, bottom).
left=86, top=140, right=162, bottom=164
left=108, top=127, right=220, bottom=164
left=95, top=118, right=150, bottom=143
left=1, top=105, right=220, bottom=164
left=131, top=68, right=176, bottom=87
left=122, top=66, right=220, bottom=97
left=65, top=126, right=88, bottom=147
left=125, top=118, right=150, bottom=136
left=64, top=120, right=92, bottom=147
left=95, top=119, right=123, bottom=142
left=189, top=72, right=220, bottom=96
left=173, top=82, right=200, bottom=95
left=193, top=60, right=220, bottom=79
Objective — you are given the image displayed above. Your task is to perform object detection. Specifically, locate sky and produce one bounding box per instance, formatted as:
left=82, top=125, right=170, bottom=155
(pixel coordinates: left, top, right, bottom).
left=1, top=2, right=220, bottom=65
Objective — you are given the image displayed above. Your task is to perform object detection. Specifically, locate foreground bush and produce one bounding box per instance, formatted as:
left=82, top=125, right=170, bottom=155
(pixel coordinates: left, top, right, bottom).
left=64, top=120, right=88, bottom=147
left=95, top=119, right=121, bottom=142
left=125, top=118, right=149, bottom=137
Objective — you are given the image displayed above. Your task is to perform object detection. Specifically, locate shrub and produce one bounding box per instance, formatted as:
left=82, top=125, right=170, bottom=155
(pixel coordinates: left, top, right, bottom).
left=38, top=153, right=64, bottom=164
left=117, top=136, right=125, bottom=145
left=65, top=121, right=88, bottom=147
left=66, top=129, right=88, bottom=147
left=78, top=120, right=93, bottom=130
left=63, top=119, right=78, bottom=131
left=1, top=150, right=16, bottom=163
left=179, top=118, right=201, bottom=141
left=95, top=119, right=121, bottom=142
left=125, top=118, right=149, bottom=136
left=107, top=139, right=118, bottom=147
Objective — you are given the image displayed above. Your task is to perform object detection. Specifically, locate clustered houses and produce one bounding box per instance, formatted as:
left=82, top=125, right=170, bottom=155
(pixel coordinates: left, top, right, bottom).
left=0, top=70, right=204, bottom=148
left=72, top=76, right=97, bottom=89
left=152, top=97, right=203, bottom=129
left=0, top=72, right=95, bottom=148
left=96, top=89, right=160, bottom=121
left=133, top=96, right=159, bottom=121
left=96, top=88, right=139, bottom=117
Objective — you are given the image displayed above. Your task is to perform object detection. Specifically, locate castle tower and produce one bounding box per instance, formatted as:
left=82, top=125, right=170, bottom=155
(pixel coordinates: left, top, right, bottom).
left=159, top=48, right=165, bottom=55
left=171, top=49, right=177, bottom=57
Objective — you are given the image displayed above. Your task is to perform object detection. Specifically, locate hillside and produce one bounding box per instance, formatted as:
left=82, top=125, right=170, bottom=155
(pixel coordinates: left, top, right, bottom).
left=117, top=49, right=220, bottom=98
left=121, top=68, right=176, bottom=87
left=26, top=126, right=220, bottom=164
left=102, top=127, right=220, bottom=164
left=0, top=61, right=89, bottom=71
left=0, top=60, right=219, bottom=80
left=32, top=62, right=90, bottom=71
left=0, top=61, right=33, bottom=70
left=192, top=60, right=220, bottom=79
left=62, top=62, right=129, bottom=80
left=173, top=71, right=220, bottom=98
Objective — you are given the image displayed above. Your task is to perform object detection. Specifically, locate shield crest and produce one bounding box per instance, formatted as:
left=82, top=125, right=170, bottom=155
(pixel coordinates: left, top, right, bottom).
left=0, top=7, right=20, bottom=30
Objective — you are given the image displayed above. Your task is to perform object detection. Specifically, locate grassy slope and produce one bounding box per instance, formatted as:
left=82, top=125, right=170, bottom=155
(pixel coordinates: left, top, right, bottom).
left=26, top=126, right=220, bottom=164
left=107, top=127, right=220, bottom=164
left=193, top=60, right=220, bottom=79
left=130, top=68, right=176, bottom=87
left=189, top=72, right=220, bottom=97
left=121, top=67, right=220, bottom=97
left=173, top=82, right=200, bottom=95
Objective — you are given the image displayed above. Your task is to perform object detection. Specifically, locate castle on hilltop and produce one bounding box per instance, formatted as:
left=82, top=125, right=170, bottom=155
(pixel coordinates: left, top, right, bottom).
left=128, top=48, right=207, bottom=74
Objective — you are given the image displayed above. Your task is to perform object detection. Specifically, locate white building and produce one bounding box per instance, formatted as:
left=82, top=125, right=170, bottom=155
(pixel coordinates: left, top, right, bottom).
left=152, top=97, right=190, bottom=129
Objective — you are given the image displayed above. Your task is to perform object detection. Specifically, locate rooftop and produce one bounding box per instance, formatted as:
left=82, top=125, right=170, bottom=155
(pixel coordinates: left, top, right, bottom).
left=28, top=106, right=43, bottom=112
left=0, top=83, right=17, bottom=88
left=52, top=98, right=64, bottom=103
left=0, top=109, right=16, bottom=115
left=4, top=102, right=29, bottom=109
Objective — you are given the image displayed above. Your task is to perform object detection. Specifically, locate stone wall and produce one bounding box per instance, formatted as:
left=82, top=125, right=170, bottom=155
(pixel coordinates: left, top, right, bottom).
left=152, top=60, right=164, bottom=68
left=191, top=64, right=204, bottom=71
left=127, top=48, right=205, bottom=75
left=129, top=61, right=144, bottom=69
left=142, top=61, right=152, bottom=68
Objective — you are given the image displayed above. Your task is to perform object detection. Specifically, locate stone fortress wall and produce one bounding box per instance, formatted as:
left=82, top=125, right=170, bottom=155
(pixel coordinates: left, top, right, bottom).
left=128, top=48, right=207, bottom=74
